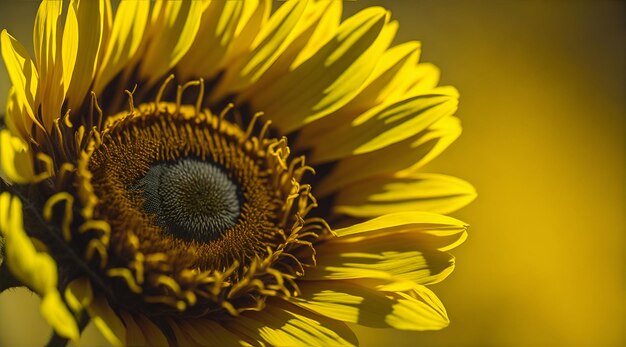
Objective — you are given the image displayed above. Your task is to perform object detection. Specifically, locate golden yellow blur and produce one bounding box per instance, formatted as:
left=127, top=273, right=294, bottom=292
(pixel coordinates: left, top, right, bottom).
left=0, top=1, right=623, bottom=346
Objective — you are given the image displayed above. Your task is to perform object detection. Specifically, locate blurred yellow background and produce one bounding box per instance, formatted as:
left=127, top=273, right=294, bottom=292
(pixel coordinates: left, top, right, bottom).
left=0, top=1, right=624, bottom=346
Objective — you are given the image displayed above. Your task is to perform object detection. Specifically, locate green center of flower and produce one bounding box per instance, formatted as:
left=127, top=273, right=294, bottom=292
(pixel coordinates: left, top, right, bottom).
left=139, top=159, right=241, bottom=242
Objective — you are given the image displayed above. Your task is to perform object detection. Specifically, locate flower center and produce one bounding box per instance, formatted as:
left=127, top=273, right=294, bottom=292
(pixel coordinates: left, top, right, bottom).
left=139, top=159, right=241, bottom=243
left=74, top=97, right=323, bottom=317
left=87, top=103, right=282, bottom=270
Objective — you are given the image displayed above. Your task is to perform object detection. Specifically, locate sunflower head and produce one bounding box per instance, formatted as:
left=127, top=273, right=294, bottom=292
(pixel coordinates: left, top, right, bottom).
left=0, top=1, right=474, bottom=346
left=74, top=92, right=323, bottom=318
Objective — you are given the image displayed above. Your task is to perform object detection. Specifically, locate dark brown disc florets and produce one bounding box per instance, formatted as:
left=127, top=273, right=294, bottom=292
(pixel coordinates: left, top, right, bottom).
left=68, top=91, right=325, bottom=318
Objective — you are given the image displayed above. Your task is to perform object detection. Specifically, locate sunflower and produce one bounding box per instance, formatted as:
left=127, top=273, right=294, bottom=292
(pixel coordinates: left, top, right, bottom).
left=0, top=1, right=475, bottom=346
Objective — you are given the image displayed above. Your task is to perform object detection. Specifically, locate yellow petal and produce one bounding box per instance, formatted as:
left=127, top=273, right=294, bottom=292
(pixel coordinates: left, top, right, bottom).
left=33, top=0, right=64, bottom=130
left=290, top=0, right=342, bottom=70
left=177, top=0, right=245, bottom=81
left=387, top=285, right=449, bottom=331
left=367, top=279, right=421, bottom=292
left=342, top=41, right=422, bottom=113
left=64, top=0, right=105, bottom=112
left=40, top=291, right=80, bottom=340
left=241, top=0, right=308, bottom=82
left=87, top=295, right=126, bottom=347
left=406, top=62, right=441, bottom=94
left=297, top=41, right=421, bottom=143
left=304, top=231, right=456, bottom=285
left=61, top=0, right=78, bottom=97
left=0, top=129, right=35, bottom=184
left=332, top=211, right=467, bottom=245
left=290, top=281, right=449, bottom=331
left=334, top=173, right=477, bottom=217
left=0, top=193, right=79, bottom=339
left=248, top=7, right=396, bottom=133
left=94, top=0, right=149, bottom=94
left=397, top=115, right=464, bottom=176
left=138, top=0, right=204, bottom=86
left=5, top=87, right=31, bottom=141
left=239, top=0, right=342, bottom=95
left=225, top=299, right=358, bottom=346
left=211, top=0, right=309, bottom=100
left=95, top=0, right=113, bottom=69
left=33, top=0, right=61, bottom=86
left=223, top=0, right=270, bottom=66
left=308, top=87, right=459, bottom=163
left=1, top=30, right=40, bottom=129
left=316, top=115, right=462, bottom=197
